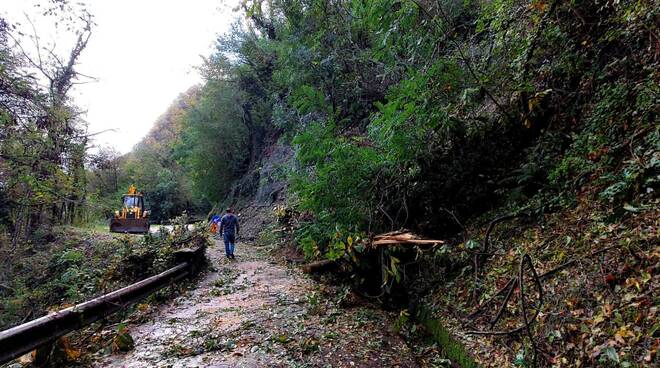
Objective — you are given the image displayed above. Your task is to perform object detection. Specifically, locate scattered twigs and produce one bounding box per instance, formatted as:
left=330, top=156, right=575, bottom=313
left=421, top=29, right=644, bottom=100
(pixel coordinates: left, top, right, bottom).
left=519, top=254, right=543, bottom=367
left=356, top=289, right=386, bottom=300
left=78, top=318, right=107, bottom=345
left=489, top=277, right=517, bottom=329
left=465, top=254, right=544, bottom=368
left=20, top=309, right=34, bottom=324
left=466, top=254, right=543, bottom=336
left=472, top=253, right=480, bottom=305
left=0, top=283, right=16, bottom=293
left=469, top=245, right=618, bottom=318
left=466, top=245, right=620, bottom=367
left=472, top=212, right=528, bottom=306
left=482, top=214, right=523, bottom=257
left=468, top=276, right=515, bottom=318
left=440, top=207, right=467, bottom=242
left=465, top=325, right=526, bottom=336
left=378, top=205, right=395, bottom=231
left=538, top=245, right=617, bottom=280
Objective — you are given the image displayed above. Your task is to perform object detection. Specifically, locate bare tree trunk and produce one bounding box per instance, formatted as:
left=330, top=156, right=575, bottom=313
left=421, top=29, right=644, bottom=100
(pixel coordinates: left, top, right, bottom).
left=113, top=167, right=118, bottom=193
left=11, top=205, right=26, bottom=250
left=24, top=210, right=33, bottom=240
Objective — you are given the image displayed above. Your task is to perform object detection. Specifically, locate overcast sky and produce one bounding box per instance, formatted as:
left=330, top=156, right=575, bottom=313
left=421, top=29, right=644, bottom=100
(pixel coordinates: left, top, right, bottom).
left=2, top=0, right=239, bottom=153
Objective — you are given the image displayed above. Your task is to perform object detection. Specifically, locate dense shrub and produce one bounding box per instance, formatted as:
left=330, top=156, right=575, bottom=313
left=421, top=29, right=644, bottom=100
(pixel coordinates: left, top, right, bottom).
left=0, top=222, right=209, bottom=330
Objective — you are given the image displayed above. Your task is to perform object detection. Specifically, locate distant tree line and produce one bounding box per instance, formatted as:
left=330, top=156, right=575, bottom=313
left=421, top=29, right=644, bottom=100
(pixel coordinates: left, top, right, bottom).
left=87, top=88, right=204, bottom=223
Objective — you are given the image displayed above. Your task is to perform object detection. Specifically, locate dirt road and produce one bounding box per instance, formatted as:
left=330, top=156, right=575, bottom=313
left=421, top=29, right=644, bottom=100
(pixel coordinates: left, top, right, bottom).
left=96, top=239, right=419, bottom=367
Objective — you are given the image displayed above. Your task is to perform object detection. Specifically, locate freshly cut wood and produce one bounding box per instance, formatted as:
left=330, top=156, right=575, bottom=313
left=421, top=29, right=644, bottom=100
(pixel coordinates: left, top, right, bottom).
left=301, top=259, right=336, bottom=274
left=372, top=239, right=445, bottom=245
left=374, top=230, right=414, bottom=239
left=371, top=231, right=444, bottom=248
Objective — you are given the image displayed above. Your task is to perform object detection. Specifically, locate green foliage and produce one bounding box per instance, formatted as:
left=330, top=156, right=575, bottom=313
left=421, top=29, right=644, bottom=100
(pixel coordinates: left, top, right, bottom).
left=0, top=225, right=210, bottom=330
left=382, top=254, right=402, bottom=290
left=291, top=120, right=381, bottom=244
left=392, top=309, right=410, bottom=334
left=549, top=77, right=659, bottom=204
left=1, top=6, right=93, bottom=237
left=163, top=0, right=652, bottom=265
left=299, top=236, right=320, bottom=261
left=175, top=80, right=248, bottom=204
left=57, top=249, right=84, bottom=266
left=290, top=85, right=328, bottom=115
left=370, top=60, right=464, bottom=165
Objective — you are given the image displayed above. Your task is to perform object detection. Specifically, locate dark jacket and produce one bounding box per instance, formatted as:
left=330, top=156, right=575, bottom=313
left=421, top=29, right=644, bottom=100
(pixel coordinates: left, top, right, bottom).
left=219, top=213, right=239, bottom=236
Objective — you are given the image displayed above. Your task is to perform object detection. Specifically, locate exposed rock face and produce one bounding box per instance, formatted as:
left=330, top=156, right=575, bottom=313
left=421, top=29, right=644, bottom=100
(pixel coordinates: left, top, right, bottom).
left=254, top=144, right=294, bottom=205
left=224, top=143, right=293, bottom=206
left=219, top=143, right=293, bottom=241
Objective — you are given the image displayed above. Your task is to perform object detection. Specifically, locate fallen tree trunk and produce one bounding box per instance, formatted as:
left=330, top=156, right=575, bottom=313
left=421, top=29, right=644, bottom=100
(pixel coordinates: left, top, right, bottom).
left=302, top=260, right=336, bottom=274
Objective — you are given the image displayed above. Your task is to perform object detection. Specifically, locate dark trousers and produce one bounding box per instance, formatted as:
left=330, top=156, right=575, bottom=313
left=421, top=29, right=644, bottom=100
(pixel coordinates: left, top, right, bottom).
left=223, top=232, right=236, bottom=256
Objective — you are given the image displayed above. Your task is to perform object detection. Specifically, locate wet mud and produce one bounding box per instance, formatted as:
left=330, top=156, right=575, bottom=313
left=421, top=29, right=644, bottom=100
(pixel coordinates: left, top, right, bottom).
left=95, top=239, right=418, bottom=368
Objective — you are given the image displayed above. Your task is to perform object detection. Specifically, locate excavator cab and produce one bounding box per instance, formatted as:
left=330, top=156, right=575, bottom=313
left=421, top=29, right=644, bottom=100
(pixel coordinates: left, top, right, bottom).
left=109, top=185, right=150, bottom=234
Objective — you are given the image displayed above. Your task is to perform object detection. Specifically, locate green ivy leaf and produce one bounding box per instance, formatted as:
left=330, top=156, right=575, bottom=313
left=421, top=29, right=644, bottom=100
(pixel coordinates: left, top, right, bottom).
left=465, top=239, right=480, bottom=250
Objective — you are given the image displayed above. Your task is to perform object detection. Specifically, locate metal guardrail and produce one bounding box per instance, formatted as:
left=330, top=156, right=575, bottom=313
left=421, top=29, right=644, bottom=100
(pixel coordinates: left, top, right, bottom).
left=0, top=246, right=205, bottom=365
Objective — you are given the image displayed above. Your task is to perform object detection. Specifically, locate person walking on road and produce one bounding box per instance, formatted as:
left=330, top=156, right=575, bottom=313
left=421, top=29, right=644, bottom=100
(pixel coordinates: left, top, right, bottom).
left=219, top=208, right=240, bottom=259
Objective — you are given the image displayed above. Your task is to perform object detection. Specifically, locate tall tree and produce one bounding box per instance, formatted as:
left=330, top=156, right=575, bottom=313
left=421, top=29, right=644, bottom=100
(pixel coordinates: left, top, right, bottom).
left=0, top=1, right=94, bottom=244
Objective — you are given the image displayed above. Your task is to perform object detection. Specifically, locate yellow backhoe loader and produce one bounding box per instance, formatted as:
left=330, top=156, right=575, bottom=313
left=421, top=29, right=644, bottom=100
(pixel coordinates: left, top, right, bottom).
left=109, top=185, right=150, bottom=233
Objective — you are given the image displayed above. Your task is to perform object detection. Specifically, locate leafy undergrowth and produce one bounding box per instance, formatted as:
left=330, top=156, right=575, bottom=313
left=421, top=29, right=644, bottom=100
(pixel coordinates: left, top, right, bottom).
left=0, top=221, right=209, bottom=331
left=422, top=193, right=658, bottom=367
left=0, top=220, right=211, bottom=367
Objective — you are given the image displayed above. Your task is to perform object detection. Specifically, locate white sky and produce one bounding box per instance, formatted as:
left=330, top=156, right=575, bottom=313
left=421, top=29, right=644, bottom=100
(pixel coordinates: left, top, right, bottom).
left=2, top=0, right=239, bottom=153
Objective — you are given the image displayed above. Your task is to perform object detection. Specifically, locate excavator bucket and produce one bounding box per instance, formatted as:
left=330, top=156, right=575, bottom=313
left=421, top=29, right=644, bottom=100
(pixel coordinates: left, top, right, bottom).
left=109, top=218, right=150, bottom=234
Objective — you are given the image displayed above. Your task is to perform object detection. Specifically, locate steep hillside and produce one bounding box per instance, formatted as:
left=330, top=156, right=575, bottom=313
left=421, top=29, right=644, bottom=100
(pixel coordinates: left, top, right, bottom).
left=182, top=1, right=658, bottom=366
left=1, top=0, right=656, bottom=366
left=139, top=86, right=201, bottom=160
left=98, top=0, right=658, bottom=366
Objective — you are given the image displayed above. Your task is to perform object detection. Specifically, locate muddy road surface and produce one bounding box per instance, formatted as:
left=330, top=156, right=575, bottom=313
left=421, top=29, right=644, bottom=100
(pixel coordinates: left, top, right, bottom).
left=95, top=239, right=419, bottom=367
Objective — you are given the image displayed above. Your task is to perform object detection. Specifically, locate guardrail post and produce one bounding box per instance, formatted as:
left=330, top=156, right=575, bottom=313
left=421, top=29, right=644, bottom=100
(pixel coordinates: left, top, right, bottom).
left=173, top=246, right=206, bottom=276
left=33, top=342, right=54, bottom=367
